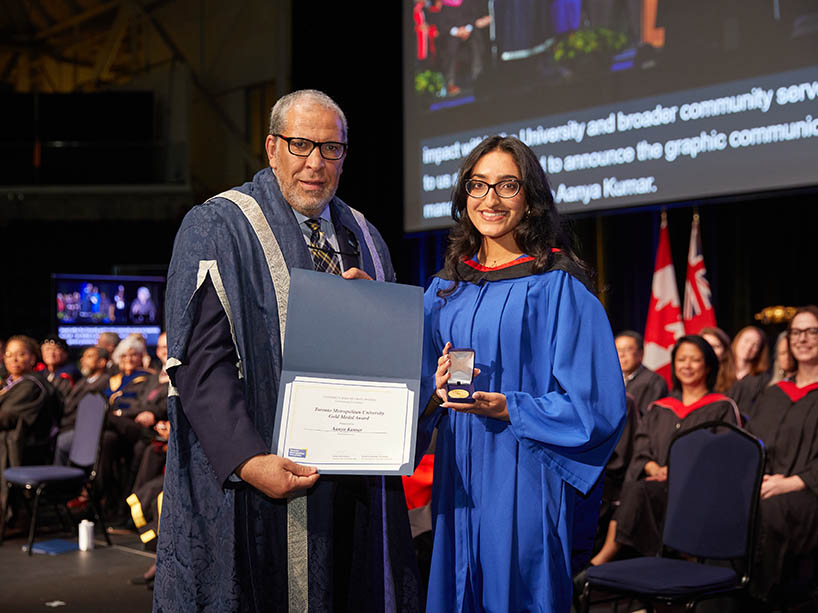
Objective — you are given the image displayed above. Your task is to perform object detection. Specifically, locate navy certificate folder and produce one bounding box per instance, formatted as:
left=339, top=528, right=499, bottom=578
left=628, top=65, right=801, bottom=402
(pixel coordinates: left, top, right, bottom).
left=272, top=268, right=424, bottom=475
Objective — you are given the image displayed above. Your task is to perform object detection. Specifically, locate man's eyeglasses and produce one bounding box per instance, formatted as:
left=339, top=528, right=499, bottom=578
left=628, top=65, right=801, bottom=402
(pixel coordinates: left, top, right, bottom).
left=464, top=179, right=521, bottom=199
left=789, top=327, right=818, bottom=340
left=274, top=134, right=347, bottom=160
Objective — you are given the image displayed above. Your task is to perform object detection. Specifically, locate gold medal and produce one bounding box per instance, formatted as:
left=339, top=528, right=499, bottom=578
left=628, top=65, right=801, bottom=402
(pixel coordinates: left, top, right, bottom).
left=448, top=389, right=469, bottom=399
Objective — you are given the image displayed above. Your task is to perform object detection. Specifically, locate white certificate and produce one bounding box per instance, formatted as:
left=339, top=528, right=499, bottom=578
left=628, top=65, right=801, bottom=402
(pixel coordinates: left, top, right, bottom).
left=275, top=376, right=415, bottom=474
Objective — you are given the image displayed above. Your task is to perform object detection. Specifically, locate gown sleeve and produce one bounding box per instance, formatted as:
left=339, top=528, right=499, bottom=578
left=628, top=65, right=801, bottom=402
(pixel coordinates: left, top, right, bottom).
left=625, top=404, right=661, bottom=481
left=504, top=272, right=627, bottom=494
left=171, top=275, right=268, bottom=487
left=417, top=278, right=447, bottom=460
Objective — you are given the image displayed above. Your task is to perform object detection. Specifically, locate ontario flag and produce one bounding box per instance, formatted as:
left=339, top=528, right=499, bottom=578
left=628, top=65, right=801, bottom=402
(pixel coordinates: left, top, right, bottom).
left=682, top=213, right=716, bottom=334
left=644, top=213, right=685, bottom=386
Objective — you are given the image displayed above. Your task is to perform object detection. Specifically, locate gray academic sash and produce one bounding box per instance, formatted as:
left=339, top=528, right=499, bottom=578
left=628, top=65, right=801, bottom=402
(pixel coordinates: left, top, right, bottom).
left=213, top=189, right=386, bottom=612
left=213, top=189, right=307, bottom=612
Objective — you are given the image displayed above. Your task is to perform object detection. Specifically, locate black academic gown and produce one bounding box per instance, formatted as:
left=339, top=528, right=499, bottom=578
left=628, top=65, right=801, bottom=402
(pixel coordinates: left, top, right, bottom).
left=625, top=365, right=668, bottom=416
left=615, top=393, right=740, bottom=556
left=747, top=381, right=818, bottom=600
left=0, top=373, right=60, bottom=508
left=728, top=372, right=771, bottom=420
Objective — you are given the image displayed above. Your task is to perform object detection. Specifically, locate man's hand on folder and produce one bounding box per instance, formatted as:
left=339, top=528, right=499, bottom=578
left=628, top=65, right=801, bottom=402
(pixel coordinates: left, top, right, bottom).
left=237, top=453, right=319, bottom=498
left=341, top=267, right=373, bottom=280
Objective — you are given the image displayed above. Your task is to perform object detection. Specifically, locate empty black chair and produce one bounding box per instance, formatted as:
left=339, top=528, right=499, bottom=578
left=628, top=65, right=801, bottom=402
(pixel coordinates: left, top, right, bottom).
left=579, top=420, right=765, bottom=612
left=1, top=393, right=112, bottom=554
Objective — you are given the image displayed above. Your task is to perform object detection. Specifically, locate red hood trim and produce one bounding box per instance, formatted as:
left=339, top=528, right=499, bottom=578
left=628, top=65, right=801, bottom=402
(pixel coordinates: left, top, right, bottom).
left=777, top=380, right=818, bottom=403
left=653, top=393, right=731, bottom=419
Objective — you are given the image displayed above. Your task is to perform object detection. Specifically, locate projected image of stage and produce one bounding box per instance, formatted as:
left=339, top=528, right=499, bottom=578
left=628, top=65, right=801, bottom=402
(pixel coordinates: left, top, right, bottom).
left=405, top=1, right=818, bottom=230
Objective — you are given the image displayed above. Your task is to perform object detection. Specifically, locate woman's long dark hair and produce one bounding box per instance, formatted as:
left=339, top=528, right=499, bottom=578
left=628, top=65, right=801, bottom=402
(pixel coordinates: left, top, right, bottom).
left=670, top=335, right=720, bottom=393
left=731, top=325, right=770, bottom=376
left=700, top=326, right=736, bottom=392
left=438, top=135, right=593, bottom=297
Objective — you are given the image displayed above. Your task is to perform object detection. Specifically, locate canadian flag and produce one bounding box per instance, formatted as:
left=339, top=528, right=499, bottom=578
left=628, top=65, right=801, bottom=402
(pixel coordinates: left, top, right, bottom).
left=682, top=213, right=716, bottom=334
left=644, top=213, right=685, bottom=386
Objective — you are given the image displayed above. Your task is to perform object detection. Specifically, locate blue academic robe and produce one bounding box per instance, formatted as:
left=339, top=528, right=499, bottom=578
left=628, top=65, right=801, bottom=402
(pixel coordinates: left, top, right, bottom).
left=154, top=168, right=420, bottom=612
left=421, top=258, right=626, bottom=612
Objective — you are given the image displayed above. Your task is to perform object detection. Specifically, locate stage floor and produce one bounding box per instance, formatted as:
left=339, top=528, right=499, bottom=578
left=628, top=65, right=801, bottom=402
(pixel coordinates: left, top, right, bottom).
left=0, top=527, right=155, bottom=612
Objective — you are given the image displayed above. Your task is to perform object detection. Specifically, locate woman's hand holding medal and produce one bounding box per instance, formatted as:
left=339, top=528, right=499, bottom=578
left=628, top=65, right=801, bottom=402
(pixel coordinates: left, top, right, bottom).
left=435, top=342, right=510, bottom=421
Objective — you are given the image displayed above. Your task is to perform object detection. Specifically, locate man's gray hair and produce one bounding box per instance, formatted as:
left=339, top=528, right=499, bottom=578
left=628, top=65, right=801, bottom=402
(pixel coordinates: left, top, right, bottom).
left=268, top=89, right=348, bottom=141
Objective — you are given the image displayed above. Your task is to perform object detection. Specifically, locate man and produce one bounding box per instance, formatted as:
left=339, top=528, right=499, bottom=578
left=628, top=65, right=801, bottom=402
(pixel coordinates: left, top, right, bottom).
left=97, top=332, right=120, bottom=374
left=155, top=90, right=420, bottom=612
left=615, top=330, right=668, bottom=415
left=54, top=345, right=110, bottom=465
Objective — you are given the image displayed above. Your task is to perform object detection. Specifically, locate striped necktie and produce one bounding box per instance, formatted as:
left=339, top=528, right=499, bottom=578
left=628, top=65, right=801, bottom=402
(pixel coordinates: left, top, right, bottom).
left=305, top=218, right=342, bottom=275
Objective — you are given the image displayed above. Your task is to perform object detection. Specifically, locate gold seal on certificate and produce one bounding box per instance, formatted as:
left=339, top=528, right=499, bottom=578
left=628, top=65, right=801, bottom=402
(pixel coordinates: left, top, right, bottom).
left=448, top=389, right=470, bottom=399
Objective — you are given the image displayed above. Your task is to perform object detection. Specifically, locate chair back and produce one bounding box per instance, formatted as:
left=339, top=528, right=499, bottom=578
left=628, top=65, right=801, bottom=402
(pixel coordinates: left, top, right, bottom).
left=69, top=393, right=108, bottom=469
left=663, top=421, right=765, bottom=561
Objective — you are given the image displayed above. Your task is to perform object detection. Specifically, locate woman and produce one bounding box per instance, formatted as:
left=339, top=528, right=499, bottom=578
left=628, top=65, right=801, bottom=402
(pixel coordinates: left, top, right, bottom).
left=37, top=334, right=79, bottom=400
left=731, top=330, right=795, bottom=417
left=0, top=336, right=60, bottom=509
left=421, top=135, right=626, bottom=612
left=701, top=326, right=737, bottom=392
left=590, top=335, right=740, bottom=566
left=106, top=335, right=150, bottom=414
left=732, top=325, right=769, bottom=381
left=747, top=306, right=818, bottom=603
left=768, top=330, right=796, bottom=388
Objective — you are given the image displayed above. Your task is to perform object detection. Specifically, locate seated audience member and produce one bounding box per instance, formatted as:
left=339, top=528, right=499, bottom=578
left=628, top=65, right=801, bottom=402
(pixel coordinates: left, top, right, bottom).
left=730, top=330, right=795, bottom=417
left=0, top=339, right=8, bottom=380
left=701, top=326, right=738, bottom=392
left=128, top=332, right=169, bottom=469
left=1, top=336, right=61, bottom=509
left=97, top=332, right=121, bottom=374
left=593, top=394, right=639, bottom=555
left=616, top=330, right=668, bottom=415
left=590, top=335, right=741, bottom=566
left=127, top=419, right=166, bottom=588
left=732, top=325, right=769, bottom=381
left=37, top=334, right=79, bottom=401
left=100, top=336, right=151, bottom=505
left=747, top=306, right=818, bottom=604
left=106, top=336, right=151, bottom=414
left=125, top=332, right=168, bottom=588
left=54, top=346, right=110, bottom=465
left=127, top=418, right=169, bottom=552
left=768, top=330, right=797, bottom=387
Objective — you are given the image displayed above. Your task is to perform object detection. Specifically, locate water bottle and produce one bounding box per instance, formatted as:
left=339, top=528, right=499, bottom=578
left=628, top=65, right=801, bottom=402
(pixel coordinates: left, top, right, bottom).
left=78, top=519, right=95, bottom=551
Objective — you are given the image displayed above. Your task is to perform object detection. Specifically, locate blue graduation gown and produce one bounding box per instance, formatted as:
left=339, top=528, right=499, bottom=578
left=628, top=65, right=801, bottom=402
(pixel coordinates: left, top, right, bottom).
left=421, top=259, right=626, bottom=612
left=154, top=168, right=420, bottom=612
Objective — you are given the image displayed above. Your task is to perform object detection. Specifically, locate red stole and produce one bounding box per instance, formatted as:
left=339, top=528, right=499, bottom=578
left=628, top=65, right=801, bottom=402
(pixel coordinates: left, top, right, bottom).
left=653, top=392, right=730, bottom=419
left=777, top=380, right=818, bottom=403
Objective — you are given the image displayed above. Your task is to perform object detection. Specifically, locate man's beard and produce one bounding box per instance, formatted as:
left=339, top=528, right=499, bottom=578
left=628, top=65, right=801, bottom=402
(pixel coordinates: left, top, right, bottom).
left=283, top=185, right=337, bottom=217
left=274, top=170, right=337, bottom=217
